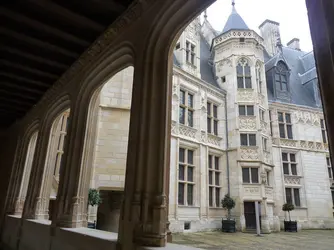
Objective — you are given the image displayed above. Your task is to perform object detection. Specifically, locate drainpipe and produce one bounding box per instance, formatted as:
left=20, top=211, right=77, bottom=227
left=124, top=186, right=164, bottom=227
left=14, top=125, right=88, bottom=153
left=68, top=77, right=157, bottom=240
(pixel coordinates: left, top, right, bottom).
left=224, top=96, right=230, bottom=196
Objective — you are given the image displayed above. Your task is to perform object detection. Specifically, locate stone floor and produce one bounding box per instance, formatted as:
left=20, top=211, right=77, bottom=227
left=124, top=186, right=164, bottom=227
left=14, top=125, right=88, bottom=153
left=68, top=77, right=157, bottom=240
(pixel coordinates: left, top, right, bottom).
left=172, top=230, right=334, bottom=250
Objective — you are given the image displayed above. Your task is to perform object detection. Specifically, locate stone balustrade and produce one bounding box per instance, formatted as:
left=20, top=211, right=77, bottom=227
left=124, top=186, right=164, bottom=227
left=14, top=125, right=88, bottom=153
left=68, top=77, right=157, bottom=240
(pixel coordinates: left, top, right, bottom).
left=272, top=138, right=329, bottom=152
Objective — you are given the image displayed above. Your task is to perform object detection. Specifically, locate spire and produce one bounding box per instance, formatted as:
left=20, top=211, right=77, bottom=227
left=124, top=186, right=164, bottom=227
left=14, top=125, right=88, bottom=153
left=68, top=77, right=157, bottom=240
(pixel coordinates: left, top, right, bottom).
left=222, top=0, right=249, bottom=33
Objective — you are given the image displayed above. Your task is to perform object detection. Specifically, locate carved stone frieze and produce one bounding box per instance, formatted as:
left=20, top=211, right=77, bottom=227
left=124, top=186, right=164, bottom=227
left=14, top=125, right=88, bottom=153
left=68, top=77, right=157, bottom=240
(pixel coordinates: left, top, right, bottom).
left=265, top=186, right=274, bottom=200
left=280, top=139, right=298, bottom=148
left=171, top=121, right=178, bottom=135
left=240, top=147, right=259, bottom=160
left=215, top=58, right=232, bottom=72
left=184, top=63, right=197, bottom=76
left=260, top=121, right=268, bottom=134
left=207, top=134, right=222, bottom=146
left=239, top=116, right=257, bottom=130
left=258, top=93, right=265, bottom=107
left=294, top=110, right=321, bottom=126
left=214, top=30, right=264, bottom=48
left=275, top=138, right=329, bottom=152
left=284, top=175, right=301, bottom=185
left=200, top=131, right=207, bottom=143
left=179, top=124, right=197, bottom=139
left=263, top=150, right=272, bottom=165
left=244, top=186, right=260, bottom=194
left=237, top=89, right=255, bottom=102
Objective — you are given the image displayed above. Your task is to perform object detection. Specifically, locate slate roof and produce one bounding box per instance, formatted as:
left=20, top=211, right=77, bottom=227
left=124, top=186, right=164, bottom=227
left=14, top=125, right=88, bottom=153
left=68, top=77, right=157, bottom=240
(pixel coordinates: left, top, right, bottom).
left=222, top=5, right=249, bottom=33
left=265, top=46, right=320, bottom=108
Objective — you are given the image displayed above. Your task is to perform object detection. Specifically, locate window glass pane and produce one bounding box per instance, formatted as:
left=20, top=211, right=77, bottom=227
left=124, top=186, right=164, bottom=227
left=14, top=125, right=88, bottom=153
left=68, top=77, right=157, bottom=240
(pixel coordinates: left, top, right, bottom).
left=208, top=155, right=212, bottom=169
left=251, top=168, right=259, bottom=183
left=294, top=189, right=301, bottom=207
left=332, top=191, right=334, bottom=206
left=209, top=187, right=213, bottom=207
left=187, top=150, right=193, bottom=164
left=215, top=157, right=219, bottom=170
left=285, top=188, right=292, bottom=204
left=327, top=157, right=330, bottom=166
left=207, top=118, right=212, bottom=133
left=179, top=107, right=185, bottom=124
left=321, top=119, right=325, bottom=128
left=328, top=167, right=333, bottom=179
left=245, top=77, right=252, bottom=88
left=179, top=148, right=185, bottom=162
left=287, top=125, right=293, bottom=139
left=266, top=171, right=270, bottom=186
left=214, top=120, right=218, bottom=135
left=237, top=77, right=244, bottom=88
left=279, top=124, right=285, bottom=138
left=179, top=165, right=185, bottom=180
left=244, top=65, right=250, bottom=75
left=215, top=172, right=220, bottom=186
left=291, top=164, right=297, bottom=175
left=215, top=188, right=220, bottom=207
left=247, top=106, right=254, bottom=116
left=188, top=110, right=193, bottom=127
left=180, top=90, right=185, bottom=105
left=237, top=65, right=243, bottom=75
left=178, top=183, right=184, bottom=205
left=207, top=102, right=211, bottom=115
left=209, top=171, right=213, bottom=185
left=282, top=153, right=288, bottom=161
left=187, top=167, right=193, bottom=182
left=239, top=105, right=246, bottom=116
left=249, top=134, right=256, bottom=146
left=283, top=163, right=289, bottom=175
left=187, top=185, right=194, bottom=206
left=188, top=94, right=193, bottom=108
left=278, top=112, right=284, bottom=122
left=322, top=130, right=327, bottom=143
left=213, top=105, right=218, bottom=118
left=290, top=154, right=296, bottom=162
left=240, top=134, right=248, bottom=146
left=285, top=113, right=291, bottom=123
left=242, top=168, right=250, bottom=183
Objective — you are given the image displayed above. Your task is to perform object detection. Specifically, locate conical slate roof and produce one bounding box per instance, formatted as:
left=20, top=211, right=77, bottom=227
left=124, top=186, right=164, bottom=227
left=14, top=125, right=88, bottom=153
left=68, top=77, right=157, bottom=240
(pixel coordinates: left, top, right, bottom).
left=222, top=3, right=249, bottom=33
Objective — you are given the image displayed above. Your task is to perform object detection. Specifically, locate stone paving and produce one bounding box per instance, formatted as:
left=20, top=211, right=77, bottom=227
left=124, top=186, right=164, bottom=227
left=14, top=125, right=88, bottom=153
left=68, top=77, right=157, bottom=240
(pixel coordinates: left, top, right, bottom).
left=172, top=230, right=334, bottom=250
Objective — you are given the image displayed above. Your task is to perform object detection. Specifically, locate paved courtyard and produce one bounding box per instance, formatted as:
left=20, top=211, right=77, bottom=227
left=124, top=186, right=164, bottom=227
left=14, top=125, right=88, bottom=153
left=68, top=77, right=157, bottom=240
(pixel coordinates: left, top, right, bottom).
left=172, top=230, right=334, bottom=250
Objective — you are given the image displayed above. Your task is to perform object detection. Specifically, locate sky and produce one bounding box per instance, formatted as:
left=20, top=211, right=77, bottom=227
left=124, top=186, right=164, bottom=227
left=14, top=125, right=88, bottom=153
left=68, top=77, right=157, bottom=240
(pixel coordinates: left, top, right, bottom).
left=204, top=0, right=313, bottom=52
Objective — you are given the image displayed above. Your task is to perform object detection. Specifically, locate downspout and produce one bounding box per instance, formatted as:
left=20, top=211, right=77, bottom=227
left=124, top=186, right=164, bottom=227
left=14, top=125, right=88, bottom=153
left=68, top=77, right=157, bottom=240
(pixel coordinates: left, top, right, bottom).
left=224, top=95, right=230, bottom=196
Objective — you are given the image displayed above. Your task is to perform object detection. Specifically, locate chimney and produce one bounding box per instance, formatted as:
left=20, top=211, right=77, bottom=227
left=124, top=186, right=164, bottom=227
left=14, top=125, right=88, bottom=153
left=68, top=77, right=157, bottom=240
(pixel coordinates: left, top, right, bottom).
left=287, top=38, right=300, bottom=51
left=259, top=19, right=281, bottom=56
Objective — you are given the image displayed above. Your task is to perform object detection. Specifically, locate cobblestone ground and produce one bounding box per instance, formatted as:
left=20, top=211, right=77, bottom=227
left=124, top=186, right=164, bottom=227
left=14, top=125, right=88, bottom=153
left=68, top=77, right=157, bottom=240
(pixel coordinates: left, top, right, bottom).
left=172, top=230, right=334, bottom=250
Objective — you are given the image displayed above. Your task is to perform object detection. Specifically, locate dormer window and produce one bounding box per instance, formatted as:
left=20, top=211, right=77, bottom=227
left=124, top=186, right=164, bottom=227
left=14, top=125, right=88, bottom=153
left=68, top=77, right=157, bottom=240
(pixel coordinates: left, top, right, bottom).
left=186, top=41, right=196, bottom=65
left=237, top=58, right=251, bottom=89
left=275, top=62, right=289, bottom=91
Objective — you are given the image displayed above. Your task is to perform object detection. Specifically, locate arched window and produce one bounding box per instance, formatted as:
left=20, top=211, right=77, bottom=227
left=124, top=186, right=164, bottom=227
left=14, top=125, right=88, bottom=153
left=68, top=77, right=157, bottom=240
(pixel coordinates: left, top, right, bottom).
left=275, top=62, right=289, bottom=91
left=236, top=58, right=251, bottom=89
left=255, top=62, right=262, bottom=93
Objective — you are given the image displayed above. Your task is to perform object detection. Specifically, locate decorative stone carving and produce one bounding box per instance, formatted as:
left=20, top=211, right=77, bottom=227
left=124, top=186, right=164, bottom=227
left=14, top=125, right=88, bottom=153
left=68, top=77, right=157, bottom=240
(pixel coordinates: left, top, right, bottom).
left=260, top=120, right=268, bottom=134
left=240, top=147, right=259, bottom=160
left=300, top=140, right=308, bottom=149
left=294, top=111, right=321, bottom=126
left=261, top=171, right=267, bottom=184
left=214, top=30, right=264, bottom=48
left=216, top=58, right=232, bottom=72
left=258, top=93, right=265, bottom=107
left=239, top=116, right=257, bottom=130
left=280, top=139, right=298, bottom=148
left=263, top=151, right=272, bottom=164
left=171, top=121, right=178, bottom=135
left=274, top=138, right=329, bottom=152
left=207, top=134, right=222, bottom=146
left=244, top=186, right=260, bottom=194
left=179, top=124, right=197, bottom=139
left=200, top=131, right=206, bottom=143
left=237, top=89, right=255, bottom=102
left=265, top=187, right=274, bottom=201
left=284, top=175, right=301, bottom=185
left=172, top=81, right=179, bottom=97
left=184, top=63, right=197, bottom=76
left=200, top=91, right=207, bottom=109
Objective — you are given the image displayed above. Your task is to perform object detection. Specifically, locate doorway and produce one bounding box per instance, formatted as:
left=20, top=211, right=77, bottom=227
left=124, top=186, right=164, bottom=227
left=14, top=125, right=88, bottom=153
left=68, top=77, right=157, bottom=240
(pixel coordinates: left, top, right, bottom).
left=244, top=201, right=261, bottom=229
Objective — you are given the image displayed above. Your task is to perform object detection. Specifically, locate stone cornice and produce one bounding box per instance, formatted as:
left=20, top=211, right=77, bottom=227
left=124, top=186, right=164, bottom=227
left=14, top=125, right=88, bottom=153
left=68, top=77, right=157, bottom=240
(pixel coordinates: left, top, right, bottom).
left=269, top=101, right=323, bottom=114
left=272, top=138, right=329, bottom=153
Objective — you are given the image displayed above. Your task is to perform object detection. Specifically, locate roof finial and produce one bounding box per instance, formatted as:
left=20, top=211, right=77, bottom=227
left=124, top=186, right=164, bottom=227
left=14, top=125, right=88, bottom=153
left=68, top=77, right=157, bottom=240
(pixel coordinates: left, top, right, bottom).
left=232, top=0, right=235, bottom=6
left=204, top=10, right=208, bottom=19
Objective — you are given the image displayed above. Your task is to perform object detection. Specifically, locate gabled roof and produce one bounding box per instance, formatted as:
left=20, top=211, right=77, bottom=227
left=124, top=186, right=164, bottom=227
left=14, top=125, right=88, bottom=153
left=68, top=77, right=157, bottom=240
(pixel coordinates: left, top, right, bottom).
left=222, top=4, right=249, bottom=33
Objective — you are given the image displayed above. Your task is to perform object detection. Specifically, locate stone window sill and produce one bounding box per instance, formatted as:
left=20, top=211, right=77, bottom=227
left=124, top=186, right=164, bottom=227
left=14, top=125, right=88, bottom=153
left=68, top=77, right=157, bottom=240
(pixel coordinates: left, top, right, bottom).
left=178, top=205, right=200, bottom=208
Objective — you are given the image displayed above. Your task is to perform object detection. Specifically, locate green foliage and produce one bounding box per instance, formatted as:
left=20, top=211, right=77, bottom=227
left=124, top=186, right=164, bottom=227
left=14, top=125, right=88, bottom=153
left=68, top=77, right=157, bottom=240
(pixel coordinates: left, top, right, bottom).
left=282, top=203, right=295, bottom=212
left=88, top=188, right=102, bottom=207
left=221, top=194, right=235, bottom=210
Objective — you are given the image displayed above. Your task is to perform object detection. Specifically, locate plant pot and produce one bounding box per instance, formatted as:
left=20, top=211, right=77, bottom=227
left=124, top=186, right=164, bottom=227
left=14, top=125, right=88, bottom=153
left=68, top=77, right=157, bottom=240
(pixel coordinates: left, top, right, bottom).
left=284, top=220, right=297, bottom=232
left=222, top=219, right=236, bottom=233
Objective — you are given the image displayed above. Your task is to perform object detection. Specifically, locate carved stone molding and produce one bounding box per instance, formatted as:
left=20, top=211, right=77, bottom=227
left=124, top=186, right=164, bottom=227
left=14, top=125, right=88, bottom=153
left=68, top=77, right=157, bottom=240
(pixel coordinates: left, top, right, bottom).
left=171, top=121, right=178, bottom=135
left=213, top=30, right=264, bottom=48
left=284, top=175, right=302, bottom=185
left=179, top=124, right=197, bottom=139
left=200, top=131, right=206, bottom=143
left=280, top=138, right=298, bottom=148
left=258, top=93, right=266, bottom=107
left=265, top=186, right=274, bottom=201
left=237, top=89, right=255, bottom=102
left=240, top=147, right=259, bottom=160
left=260, top=120, right=268, bottom=134
left=239, top=116, right=256, bottom=130
left=243, top=185, right=261, bottom=196
left=216, top=58, right=232, bottom=72
left=294, top=110, right=321, bottom=126
left=184, top=63, right=197, bottom=76
left=273, top=138, right=329, bottom=152
left=263, top=150, right=272, bottom=165
left=207, top=134, right=222, bottom=146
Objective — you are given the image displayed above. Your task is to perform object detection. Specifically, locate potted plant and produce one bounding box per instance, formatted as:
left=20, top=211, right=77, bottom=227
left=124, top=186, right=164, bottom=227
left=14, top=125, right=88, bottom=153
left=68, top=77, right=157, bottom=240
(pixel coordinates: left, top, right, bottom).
left=221, top=194, right=236, bottom=232
left=87, top=188, right=102, bottom=229
left=282, top=203, right=297, bottom=232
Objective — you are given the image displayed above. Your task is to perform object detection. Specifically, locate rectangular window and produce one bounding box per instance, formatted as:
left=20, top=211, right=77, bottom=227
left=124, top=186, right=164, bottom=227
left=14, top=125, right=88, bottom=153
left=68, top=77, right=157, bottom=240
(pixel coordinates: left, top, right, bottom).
left=266, top=171, right=270, bottom=186
left=321, top=119, right=327, bottom=143
left=186, top=41, right=196, bottom=65
left=259, top=109, right=265, bottom=121
left=207, top=102, right=219, bottom=135
left=327, top=157, right=333, bottom=179
left=285, top=188, right=301, bottom=207
left=269, top=110, right=273, bottom=136
left=240, top=133, right=256, bottom=146
left=242, top=168, right=259, bottom=184
left=239, top=105, right=254, bottom=116
left=256, top=67, right=262, bottom=93
left=262, top=137, right=268, bottom=151
left=278, top=112, right=293, bottom=139
left=179, top=89, right=194, bottom=127
left=208, top=155, right=221, bottom=207
left=178, top=148, right=195, bottom=206
left=282, top=152, right=297, bottom=176
left=331, top=190, right=334, bottom=206
left=175, top=43, right=180, bottom=50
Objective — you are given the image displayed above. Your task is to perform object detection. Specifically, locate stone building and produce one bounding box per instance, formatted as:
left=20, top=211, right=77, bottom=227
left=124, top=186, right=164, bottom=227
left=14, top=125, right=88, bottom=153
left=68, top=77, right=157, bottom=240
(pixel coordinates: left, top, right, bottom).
left=88, top=2, right=334, bottom=233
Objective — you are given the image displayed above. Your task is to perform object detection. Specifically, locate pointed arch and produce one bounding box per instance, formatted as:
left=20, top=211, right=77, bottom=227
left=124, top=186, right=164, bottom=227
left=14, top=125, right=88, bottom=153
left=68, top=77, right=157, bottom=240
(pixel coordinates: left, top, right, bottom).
left=275, top=61, right=289, bottom=91
left=236, top=57, right=251, bottom=89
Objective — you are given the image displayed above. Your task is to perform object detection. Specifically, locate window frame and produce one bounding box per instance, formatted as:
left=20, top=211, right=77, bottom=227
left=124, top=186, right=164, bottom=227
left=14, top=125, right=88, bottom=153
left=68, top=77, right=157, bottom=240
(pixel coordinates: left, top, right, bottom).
left=178, top=147, right=196, bottom=206
left=327, top=156, right=333, bottom=179
left=186, top=40, right=196, bottom=66
left=285, top=187, right=301, bottom=207
left=236, top=58, right=252, bottom=89
left=240, top=133, right=257, bottom=146
left=259, top=108, right=265, bottom=121
left=262, top=137, right=268, bottom=152
left=278, top=111, right=293, bottom=139
left=207, top=101, right=219, bottom=136
left=208, top=154, right=221, bottom=208
left=242, top=167, right=259, bottom=184
left=321, top=119, right=327, bottom=144
left=239, top=105, right=254, bottom=116
left=179, top=89, right=194, bottom=127
left=275, top=62, right=289, bottom=92
left=282, top=152, right=298, bottom=176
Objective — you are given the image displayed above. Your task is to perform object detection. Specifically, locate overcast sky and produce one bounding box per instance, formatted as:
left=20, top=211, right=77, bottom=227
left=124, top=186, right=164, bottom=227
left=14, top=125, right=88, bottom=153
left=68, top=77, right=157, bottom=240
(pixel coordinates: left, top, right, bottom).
left=203, top=0, right=313, bottom=52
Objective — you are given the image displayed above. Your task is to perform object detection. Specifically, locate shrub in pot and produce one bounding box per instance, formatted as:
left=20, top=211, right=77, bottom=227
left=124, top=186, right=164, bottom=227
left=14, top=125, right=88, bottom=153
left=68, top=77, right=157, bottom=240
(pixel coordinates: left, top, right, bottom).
left=87, top=188, right=102, bottom=228
left=282, top=203, right=297, bottom=232
left=221, top=194, right=236, bottom=232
